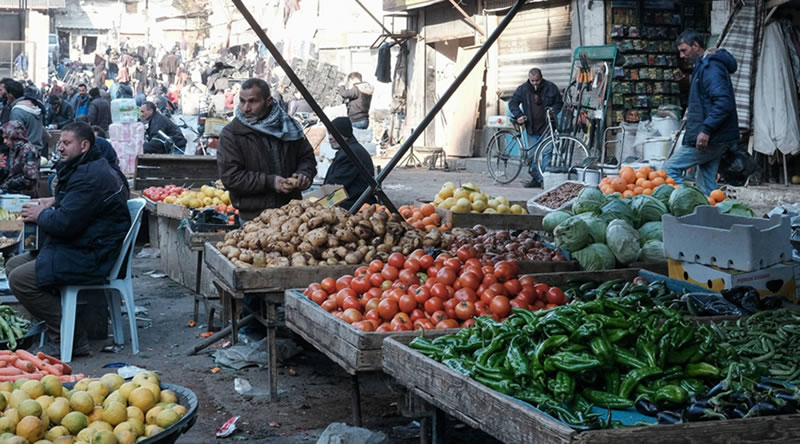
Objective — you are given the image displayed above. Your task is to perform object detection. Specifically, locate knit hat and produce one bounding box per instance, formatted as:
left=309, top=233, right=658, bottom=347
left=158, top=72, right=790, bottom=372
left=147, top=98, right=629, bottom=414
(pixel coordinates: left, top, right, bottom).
left=331, top=117, right=353, bottom=140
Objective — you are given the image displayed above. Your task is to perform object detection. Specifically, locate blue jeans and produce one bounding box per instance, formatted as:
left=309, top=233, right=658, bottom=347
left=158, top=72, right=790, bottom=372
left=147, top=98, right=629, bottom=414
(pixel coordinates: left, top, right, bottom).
left=528, top=134, right=550, bottom=183
left=664, top=142, right=731, bottom=195
left=352, top=120, right=369, bottom=129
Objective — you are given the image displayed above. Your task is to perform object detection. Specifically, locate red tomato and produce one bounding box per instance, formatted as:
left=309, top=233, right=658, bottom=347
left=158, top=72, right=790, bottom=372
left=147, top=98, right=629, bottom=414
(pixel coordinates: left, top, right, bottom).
left=461, top=318, right=476, bottom=328
left=398, top=268, right=420, bottom=285
left=408, top=249, right=425, bottom=260
left=392, top=322, right=411, bottom=331
left=419, top=255, right=434, bottom=270
left=519, top=275, right=537, bottom=287
left=480, top=288, right=496, bottom=305
left=320, top=278, right=337, bottom=294
left=510, top=298, right=529, bottom=310
left=368, top=260, right=384, bottom=273
left=534, top=283, right=550, bottom=300
left=310, top=290, right=327, bottom=305
left=464, top=258, right=482, bottom=269
left=381, top=265, right=399, bottom=281
left=403, top=258, right=421, bottom=273
left=387, top=252, right=406, bottom=269
left=411, top=286, right=430, bottom=304
left=336, top=275, right=353, bottom=291
left=364, top=298, right=380, bottom=313
left=493, top=263, right=514, bottom=282
left=410, top=308, right=426, bottom=323
left=355, top=266, right=369, bottom=277
left=436, top=319, right=459, bottom=329
left=457, top=272, right=480, bottom=291
left=455, top=301, right=475, bottom=320
left=546, top=287, right=566, bottom=305
left=444, top=258, right=462, bottom=272
left=474, top=301, right=489, bottom=315
left=350, top=276, right=371, bottom=295
left=633, top=276, right=649, bottom=286
left=398, top=294, right=417, bottom=313
left=430, top=310, right=447, bottom=324
left=456, top=245, right=476, bottom=262
left=369, top=273, right=385, bottom=288
left=342, top=308, right=362, bottom=324
left=427, top=264, right=440, bottom=277
left=424, top=297, right=444, bottom=314
left=430, top=283, right=448, bottom=299
left=488, top=283, right=508, bottom=297
left=490, top=295, right=511, bottom=318
left=436, top=253, right=452, bottom=262
left=503, top=279, right=522, bottom=296
left=318, top=299, right=336, bottom=311
left=387, top=288, right=405, bottom=301
left=481, top=265, right=495, bottom=277
left=436, top=267, right=457, bottom=286
left=392, top=312, right=411, bottom=326
left=453, top=288, right=477, bottom=303
left=376, top=324, right=392, bottom=332
left=482, top=274, right=498, bottom=287
left=462, top=266, right=483, bottom=281
left=352, top=321, right=373, bottom=332
left=414, top=319, right=435, bottom=330
left=443, top=297, right=458, bottom=319
left=516, top=287, right=535, bottom=305
left=378, top=298, right=399, bottom=320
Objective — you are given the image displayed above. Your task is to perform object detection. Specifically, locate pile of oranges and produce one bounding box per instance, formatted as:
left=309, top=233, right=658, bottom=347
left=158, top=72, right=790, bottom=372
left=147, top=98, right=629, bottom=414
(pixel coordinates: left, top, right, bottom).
left=707, top=189, right=726, bottom=206
left=399, top=204, right=452, bottom=232
left=599, top=166, right=676, bottom=198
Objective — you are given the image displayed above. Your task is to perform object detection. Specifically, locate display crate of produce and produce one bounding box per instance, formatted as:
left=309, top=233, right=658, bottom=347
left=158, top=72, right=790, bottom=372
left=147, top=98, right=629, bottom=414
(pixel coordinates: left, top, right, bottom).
left=157, top=201, right=192, bottom=221
left=427, top=201, right=543, bottom=230
left=204, top=243, right=361, bottom=291
left=383, top=335, right=800, bottom=444
left=527, top=181, right=585, bottom=215
left=132, top=154, right=218, bottom=190
left=285, top=289, right=459, bottom=374
left=663, top=205, right=792, bottom=272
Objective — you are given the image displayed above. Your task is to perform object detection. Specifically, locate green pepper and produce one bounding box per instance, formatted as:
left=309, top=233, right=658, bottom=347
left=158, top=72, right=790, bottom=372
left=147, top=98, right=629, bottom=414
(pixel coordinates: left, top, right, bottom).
left=583, top=389, right=634, bottom=409
left=542, top=311, right=579, bottom=333
left=686, top=362, right=720, bottom=378
left=654, top=384, right=688, bottom=406
left=586, top=313, right=630, bottom=329
left=553, top=371, right=575, bottom=403
left=669, top=325, right=694, bottom=350
left=475, top=331, right=513, bottom=364
left=666, top=344, right=701, bottom=364
left=473, top=361, right=512, bottom=381
left=511, top=307, right=538, bottom=325
left=636, top=342, right=659, bottom=369
left=590, top=336, right=613, bottom=365
left=619, top=367, right=662, bottom=399
left=409, top=336, right=444, bottom=358
left=544, top=352, right=602, bottom=373
left=614, top=348, right=647, bottom=369
left=562, top=343, right=589, bottom=353
left=597, top=279, right=623, bottom=295
left=570, top=320, right=601, bottom=341
left=515, top=389, right=555, bottom=406
left=606, top=328, right=629, bottom=343
left=443, top=358, right=472, bottom=376
left=473, top=374, right=520, bottom=395
left=604, top=369, right=621, bottom=395
left=505, top=337, right=530, bottom=378
left=579, top=281, right=598, bottom=292
left=487, top=350, right=505, bottom=369
left=533, top=334, right=568, bottom=362
left=679, top=378, right=707, bottom=396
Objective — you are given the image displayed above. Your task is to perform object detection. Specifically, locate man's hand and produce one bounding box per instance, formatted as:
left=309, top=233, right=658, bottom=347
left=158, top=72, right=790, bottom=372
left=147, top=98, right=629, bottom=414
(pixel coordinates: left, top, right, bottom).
left=292, top=173, right=312, bottom=191
left=34, top=197, right=55, bottom=208
left=21, top=203, right=45, bottom=223
left=516, top=116, right=527, bottom=124
left=696, top=132, right=710, bottom=151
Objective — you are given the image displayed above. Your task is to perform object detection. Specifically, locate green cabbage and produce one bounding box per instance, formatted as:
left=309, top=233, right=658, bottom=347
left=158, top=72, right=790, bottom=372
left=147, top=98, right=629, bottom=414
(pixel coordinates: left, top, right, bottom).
left=600, top=198, right=637, bottom=226
left=652, top=184, right=675, bottom=207
left=631, top=195, right=668, bottom=226
left=576, top=212, right=608, bottom=243
left=638, top=221, right=663, bottom=246
left=605, top=219, right=641, bottom=265
left=606, top=192, right=623, bottom=200
left=573, top=186, right=607, bottom=214
left=638, top=240, right=666, bottom=264
left=553, top=216, right=592, bottom=253
left=542, top=210, right=573, bottom=234
left=668, top=184, right=708, bottom=217
left=573, top=243, right=617, bottom=271
left=716, top=200, right=756, bottom=217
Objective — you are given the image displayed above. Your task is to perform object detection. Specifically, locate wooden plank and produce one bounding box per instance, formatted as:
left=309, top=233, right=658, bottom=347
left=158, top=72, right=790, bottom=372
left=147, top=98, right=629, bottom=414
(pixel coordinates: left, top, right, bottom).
left=147, top=212, right=160, bottom=248
left=430, top=200, right=540, bottom=230
left=383, top=336, right=576, bottom=444
left=133, top=154, right=218, bottom=190
left=184, top=226, right=225, bottom=251
left=517, top=261, right=579, bottom=275
left=156, top=202, right=190, bottom=220
left=524, top=269, right=641, bottom=287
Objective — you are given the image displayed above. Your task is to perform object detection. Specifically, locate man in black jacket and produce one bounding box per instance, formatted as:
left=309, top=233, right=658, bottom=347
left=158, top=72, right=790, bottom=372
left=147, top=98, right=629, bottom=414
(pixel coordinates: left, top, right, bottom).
left=46, top=95, right=74, bottom=129
left=508, top=68, right=563, bottom=188
left=140, top=101, right=186, bottom=154
left=87, top=87, right=112, bottom=132
left=7, top=122, right=131, bottom=357
left=324, top=117, right=375, bottom=210
left=338, top=72, right=373, bottom=129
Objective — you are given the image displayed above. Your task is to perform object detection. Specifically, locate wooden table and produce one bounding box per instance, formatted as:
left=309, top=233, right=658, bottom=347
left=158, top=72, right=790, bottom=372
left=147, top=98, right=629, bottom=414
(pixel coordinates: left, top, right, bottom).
left=184, top=227, right=226, bottom=324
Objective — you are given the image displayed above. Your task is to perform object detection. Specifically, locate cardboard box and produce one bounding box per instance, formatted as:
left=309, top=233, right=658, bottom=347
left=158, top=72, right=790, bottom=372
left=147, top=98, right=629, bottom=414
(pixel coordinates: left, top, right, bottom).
left=668, top=259, right=799, bottom=303
left=0, top=194, right=31, bottom=212
left=303, top=185, right=348, bottom=208
left=0, top=220, right=23, bottom=232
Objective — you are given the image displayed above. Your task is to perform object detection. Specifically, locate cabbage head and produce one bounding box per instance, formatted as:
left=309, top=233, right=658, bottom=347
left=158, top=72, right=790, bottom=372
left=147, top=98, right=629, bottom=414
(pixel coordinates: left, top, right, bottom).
left=716, top=200, right=756, bottom=217
left=638, top=240, right=666, bottom=264
left=576, top=212, right=608, bottom=243
left=652, top=184, right=675, bottom=207
left=631, top=194, right=667, bottom=225
left=638, top=221, right=663, bottom=246
left=605, top=219, right=640, bottom=265
left=553, top=216, right=592, bottom=253
left=542, top=210, right=573, bottom=234
left=668, top=184, right=708, bottom=217
left=573, top=243, right=617, bottom=271
left=573, top=187, right=607, bottom=214
left=600, top=198, right=637, bottom=226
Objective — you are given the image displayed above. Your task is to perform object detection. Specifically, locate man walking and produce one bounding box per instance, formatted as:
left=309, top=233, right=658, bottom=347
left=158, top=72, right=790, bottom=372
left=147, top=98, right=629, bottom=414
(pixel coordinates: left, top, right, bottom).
left=338, top=72, right=373, bottom=129
left=508, top=68, right=563, bottom=188
left=665, top=29, right=738, bottom=195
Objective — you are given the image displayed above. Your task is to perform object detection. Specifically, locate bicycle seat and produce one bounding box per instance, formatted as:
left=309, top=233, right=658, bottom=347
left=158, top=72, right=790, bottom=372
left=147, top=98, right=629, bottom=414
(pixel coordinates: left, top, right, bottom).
left=486, top=115, right=516, bottom=129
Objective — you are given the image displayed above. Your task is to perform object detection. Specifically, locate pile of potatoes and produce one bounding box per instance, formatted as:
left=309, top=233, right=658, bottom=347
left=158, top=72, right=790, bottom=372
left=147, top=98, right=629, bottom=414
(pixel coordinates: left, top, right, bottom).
left=216, top=201, right=449, bottom=268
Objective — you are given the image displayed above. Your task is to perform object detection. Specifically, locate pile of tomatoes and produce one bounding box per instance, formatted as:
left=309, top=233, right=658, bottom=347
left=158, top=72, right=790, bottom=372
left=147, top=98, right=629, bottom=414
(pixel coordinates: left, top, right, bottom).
left=142, top=185, right=186, bottom=202
left=302, top=247, right=568, bottom=332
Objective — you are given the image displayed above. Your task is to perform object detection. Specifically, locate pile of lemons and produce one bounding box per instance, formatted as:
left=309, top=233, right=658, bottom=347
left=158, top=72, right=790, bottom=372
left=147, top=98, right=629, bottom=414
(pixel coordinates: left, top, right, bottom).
left=164, top=185, right=231, bottom=209
left=0, top=371, right=188, bottom=444
left=433, top=182, right=527, bottom=215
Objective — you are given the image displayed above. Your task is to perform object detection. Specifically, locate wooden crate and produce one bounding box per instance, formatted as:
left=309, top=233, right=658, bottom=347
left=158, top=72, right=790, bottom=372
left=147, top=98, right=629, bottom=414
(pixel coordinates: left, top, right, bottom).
left=285, top=289, right=459, bottom=374
left=204, top=243, right=362, bottom=291
left=383, top=336, right=800, bottom=444
left=432, top=200, right=544, bottom=230
left=156, top=201, right=191, bottom=220
left=133, top=154, right=218, bottom=190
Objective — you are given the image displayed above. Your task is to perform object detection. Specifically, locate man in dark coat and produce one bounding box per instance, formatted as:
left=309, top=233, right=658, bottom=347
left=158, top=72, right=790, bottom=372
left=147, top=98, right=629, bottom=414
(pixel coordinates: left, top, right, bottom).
left=46, top=95, right=74, bottom=129
left=140, top=101, right=186, bottom=153
left=7, top=122, right=131, bottom=356
left=324, top=117, right=375, bottom=210
left=87, top=87, right=112, bottom=132
left=665, top=29, right=739, bottom=195
left=508, top=67, right=563, bottom=188
left=337, top=72, right=373, bottom=129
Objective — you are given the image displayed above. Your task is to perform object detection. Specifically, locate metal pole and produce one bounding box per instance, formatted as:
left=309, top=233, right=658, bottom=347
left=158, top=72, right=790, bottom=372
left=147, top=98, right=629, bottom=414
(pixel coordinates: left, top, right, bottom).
left=352, top=0, right=525, bottom=210
left=446, top=0, right=486, bottom=37
left=231, top=0, right=397, bottom=214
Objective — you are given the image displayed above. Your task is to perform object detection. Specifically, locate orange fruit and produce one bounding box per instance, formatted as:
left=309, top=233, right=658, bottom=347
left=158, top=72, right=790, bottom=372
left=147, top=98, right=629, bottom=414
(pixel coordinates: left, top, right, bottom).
left=707, top=196, right=716, bottom=205
left=600, top=177, right=611, bottom=185
left=627, top=183, right=635, bottom=191
left=666, top=177, right=675, bottom=185
left=430, top=213, right=440, bottom=224
left=640, top=166, right=652, bottom=176
left=420, top=203, right=435, bottom=217
left=652, top=177, right=665, bottom=187
left=635, top=178, right=646, bottom=186
left=710, top=189, right=725, bottom=202
left=657, top=169, right=667, bottom=178
left=620, top=169, right=636, bottom=184
left=642, top=188, right=653, bottom=195
left=620, top=166, right=635, bottom=176
left=623, top=190, right=634, bottom=198
left=600, top=185, right=613, bottom=195
left=634, top=186, right=644, bottom=195
left=642, top=180, right=652, bottom=189
left=636, top=172, right=647, bottom=180
left=648, top=171, right=659, bottom=180
left=611, top=178, right=627, bottom=193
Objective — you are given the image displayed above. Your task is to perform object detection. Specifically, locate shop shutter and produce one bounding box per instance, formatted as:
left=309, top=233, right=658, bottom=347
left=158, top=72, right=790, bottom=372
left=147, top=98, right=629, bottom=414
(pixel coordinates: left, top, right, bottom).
left=497, top=1, right=572, bottom=98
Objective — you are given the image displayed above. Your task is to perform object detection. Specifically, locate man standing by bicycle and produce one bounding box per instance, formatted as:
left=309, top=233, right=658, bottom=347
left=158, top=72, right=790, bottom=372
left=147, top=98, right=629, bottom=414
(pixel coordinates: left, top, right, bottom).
left=508, top=68, right=563, bottom=188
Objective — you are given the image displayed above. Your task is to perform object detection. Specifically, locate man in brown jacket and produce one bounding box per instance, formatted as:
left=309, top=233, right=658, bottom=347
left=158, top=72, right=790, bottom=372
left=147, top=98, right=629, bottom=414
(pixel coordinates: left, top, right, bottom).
left=217, top=78, right=316, bottom=221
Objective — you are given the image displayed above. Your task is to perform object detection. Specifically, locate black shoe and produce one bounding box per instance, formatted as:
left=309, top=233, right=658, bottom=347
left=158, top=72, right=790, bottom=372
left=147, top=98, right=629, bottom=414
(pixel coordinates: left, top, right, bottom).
left=35, top=331, right=91, bottom=358
left=524, top=180, right=542, bottom=189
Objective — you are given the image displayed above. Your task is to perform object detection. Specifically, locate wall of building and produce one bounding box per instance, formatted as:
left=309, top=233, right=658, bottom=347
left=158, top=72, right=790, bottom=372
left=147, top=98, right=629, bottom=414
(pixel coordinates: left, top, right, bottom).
left=27, top=9, right=49, bottom=84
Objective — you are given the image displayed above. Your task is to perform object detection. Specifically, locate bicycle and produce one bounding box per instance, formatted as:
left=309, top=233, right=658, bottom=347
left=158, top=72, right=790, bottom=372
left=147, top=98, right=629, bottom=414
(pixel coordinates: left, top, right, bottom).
left=486, top=108, right=590, bottom=185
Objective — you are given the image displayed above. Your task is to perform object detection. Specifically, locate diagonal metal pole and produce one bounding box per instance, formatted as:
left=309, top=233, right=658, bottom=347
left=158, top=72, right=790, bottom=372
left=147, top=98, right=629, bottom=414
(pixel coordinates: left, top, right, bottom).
left=231, top=0, right=397, bottom=214
left=352, top=0, right=525, bottom=211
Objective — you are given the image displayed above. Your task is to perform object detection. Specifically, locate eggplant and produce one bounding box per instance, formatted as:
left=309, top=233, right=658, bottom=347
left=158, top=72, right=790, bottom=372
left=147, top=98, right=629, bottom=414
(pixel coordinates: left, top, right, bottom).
left=729, top=392, right=755, bottom=408
left=657, top=411, right=682, bottom=424
left=774, top=392, right=798, bottom=413
left=722, top=406, right=746, bottom=419
left=755, top=381, right=787, bottom=392
left=749, top=401, right=779, bottom=417
left=705, top=380, right=729, bottom=398
left=635, top=399, right=659, bottom=417
left=684, top=404, right=708, bottom=421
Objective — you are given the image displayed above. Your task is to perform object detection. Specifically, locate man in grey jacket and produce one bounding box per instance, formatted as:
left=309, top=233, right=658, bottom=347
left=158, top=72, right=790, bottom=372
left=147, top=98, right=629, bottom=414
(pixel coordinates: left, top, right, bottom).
left=338, top=72, right=373, bottom=129
left=3, top=79, right=45, bottom=153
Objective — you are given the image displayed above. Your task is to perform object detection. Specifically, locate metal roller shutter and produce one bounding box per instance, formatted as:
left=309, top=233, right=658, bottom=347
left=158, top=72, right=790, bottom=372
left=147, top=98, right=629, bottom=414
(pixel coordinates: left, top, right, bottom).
left=497, top=1, right=572, bottom=98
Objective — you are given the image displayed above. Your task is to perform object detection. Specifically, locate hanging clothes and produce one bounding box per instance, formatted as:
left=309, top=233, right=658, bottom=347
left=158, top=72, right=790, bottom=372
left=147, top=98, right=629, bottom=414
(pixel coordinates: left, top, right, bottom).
left=719, top=4, right=760, bottom=130
left=375, top=43, right=392, bottom=84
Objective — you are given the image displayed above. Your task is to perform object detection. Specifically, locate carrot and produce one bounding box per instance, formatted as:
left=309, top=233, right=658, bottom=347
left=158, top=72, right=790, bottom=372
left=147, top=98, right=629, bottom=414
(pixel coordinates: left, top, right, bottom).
left=38, top=353, right=72, bottom=375
left=16, top=350, right=61, bottom=376
left=13, top=360, right=35, bottom=373
left=58, top=374, right=84, bottom=383
left=0, top=355, right=17, bottom=363
left=0, top=350, right=13, bottom=355
left=0, top=361, right=6, bottom=368
left=0, top=367, right=22, bottom=376
left=0, top=372, right=43, bottom=381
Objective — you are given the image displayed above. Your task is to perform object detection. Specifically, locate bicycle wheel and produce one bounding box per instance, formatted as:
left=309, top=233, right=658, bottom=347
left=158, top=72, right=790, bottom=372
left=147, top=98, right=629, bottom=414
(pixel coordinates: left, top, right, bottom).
left=534, top=135, right=590, bottom=178
left=486, top=130, right=525, bottom=184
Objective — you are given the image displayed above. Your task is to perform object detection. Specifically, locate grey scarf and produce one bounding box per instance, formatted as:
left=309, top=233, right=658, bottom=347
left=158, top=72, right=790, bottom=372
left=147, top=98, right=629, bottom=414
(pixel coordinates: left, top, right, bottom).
left=235, top=103, right=304, bottom=141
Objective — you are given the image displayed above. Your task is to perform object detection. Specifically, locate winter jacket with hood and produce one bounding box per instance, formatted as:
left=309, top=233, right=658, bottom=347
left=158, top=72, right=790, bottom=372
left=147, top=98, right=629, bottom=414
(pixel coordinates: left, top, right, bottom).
left=684, top=49, right=739, bottom=147
left=338, top=82, right=373, bottom=123
left=9, top=97, right=45, bottom=152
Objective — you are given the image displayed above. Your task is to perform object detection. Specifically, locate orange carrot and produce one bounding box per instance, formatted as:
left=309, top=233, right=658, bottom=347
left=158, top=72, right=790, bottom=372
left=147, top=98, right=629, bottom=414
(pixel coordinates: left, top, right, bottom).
left=0, top=367, right=22, bottom=376
left=0, top=355, right=17, bottom=363
left=0, top=361, right=6, bottom=368
left=0, top=350, right=13, bottom=355
left=0, top=372, right=43, bottom=381
left=58, top=374, right=84, bottom=382
left=16, top=350, right=61, bottom=376
left=13, top=360, right=34, bottom=373
left=38, top=353, right=71, bottom=375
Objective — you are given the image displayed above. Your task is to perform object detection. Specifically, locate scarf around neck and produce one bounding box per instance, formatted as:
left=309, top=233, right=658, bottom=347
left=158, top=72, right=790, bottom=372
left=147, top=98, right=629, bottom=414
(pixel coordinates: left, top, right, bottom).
left=235, top=102, right=304, bottom=142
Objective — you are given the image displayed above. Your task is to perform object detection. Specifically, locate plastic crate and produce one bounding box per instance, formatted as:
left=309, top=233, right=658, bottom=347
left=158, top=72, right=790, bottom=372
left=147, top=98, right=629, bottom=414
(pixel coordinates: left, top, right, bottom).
left=526, top=181, right=585, bottom=215
left=662, top=205, right=792, bottom=272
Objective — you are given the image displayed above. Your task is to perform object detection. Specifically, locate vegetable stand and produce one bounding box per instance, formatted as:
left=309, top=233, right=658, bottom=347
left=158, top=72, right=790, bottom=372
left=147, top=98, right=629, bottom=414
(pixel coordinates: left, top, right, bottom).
left=284, top=288, right=459, bottom=426
left=201, top=243, right=360, bottom=401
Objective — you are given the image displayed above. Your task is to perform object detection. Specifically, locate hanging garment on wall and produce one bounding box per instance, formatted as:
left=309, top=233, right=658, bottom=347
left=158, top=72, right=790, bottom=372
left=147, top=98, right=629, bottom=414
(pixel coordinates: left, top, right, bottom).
left=753, top=22, right=800, bottom=156
left=720, top=4, right=760, bottom=130
left=375, top=43, right=392, bottom=84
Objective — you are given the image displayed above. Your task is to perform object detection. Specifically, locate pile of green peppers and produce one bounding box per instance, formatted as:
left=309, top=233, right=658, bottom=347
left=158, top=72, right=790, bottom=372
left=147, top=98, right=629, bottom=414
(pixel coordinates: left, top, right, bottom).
left=409, top=299, right=725, bottom=429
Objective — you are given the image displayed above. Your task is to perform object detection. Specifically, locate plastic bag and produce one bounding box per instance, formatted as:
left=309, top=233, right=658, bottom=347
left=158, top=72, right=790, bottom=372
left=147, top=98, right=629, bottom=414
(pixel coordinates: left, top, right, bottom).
left=720, top=286, right=761, bottom=314
left=718, top=144, right=757, bottom=186
left=682, top=293, right=747, bottom=316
